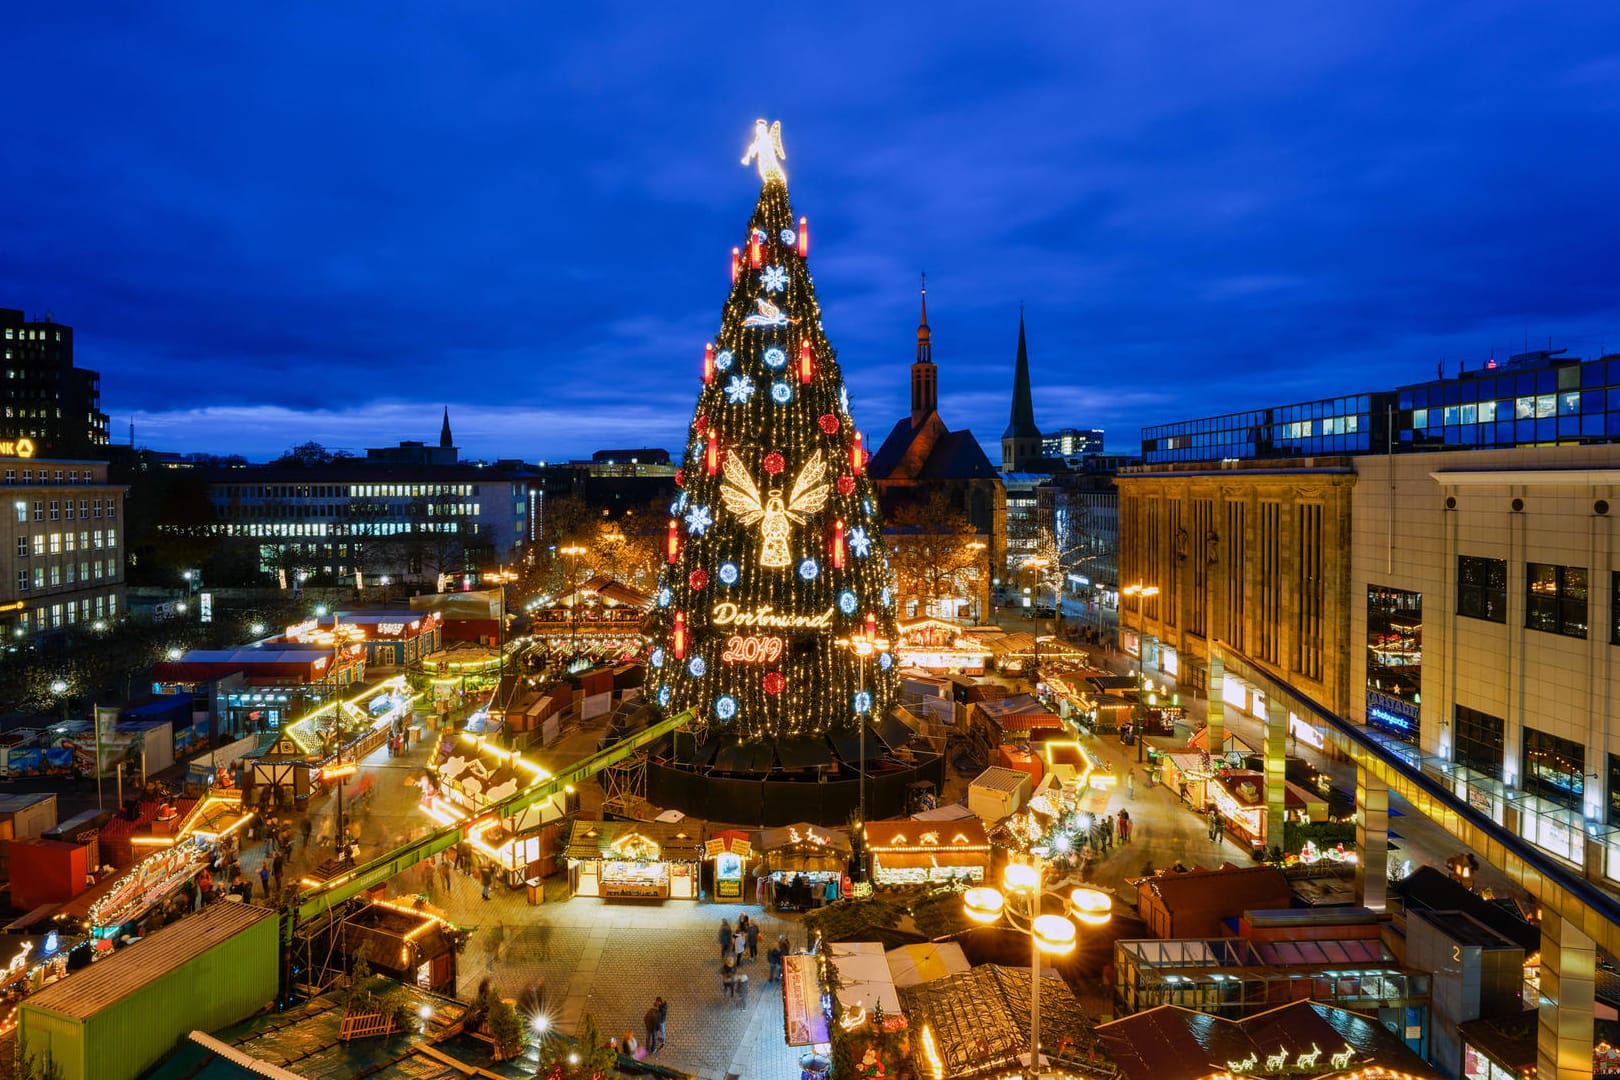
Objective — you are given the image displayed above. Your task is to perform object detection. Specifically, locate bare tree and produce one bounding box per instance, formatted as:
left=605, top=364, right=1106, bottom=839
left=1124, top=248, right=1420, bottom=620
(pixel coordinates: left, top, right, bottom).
left=886, top=488, right=988, bottom=620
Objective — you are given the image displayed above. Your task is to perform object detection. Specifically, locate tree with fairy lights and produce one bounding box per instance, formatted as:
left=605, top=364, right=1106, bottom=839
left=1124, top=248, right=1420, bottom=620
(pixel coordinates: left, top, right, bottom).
left=647, top=120, right=900, bottom=743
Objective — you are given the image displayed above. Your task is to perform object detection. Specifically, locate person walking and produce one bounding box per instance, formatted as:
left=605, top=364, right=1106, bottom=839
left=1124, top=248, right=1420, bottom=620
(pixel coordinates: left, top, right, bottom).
left=300, top=817, right=312, bottom=849
left=479, top=863, right=493, bottom=901
left=258, top=863, right=271, bottom=899
left=767, top=940, right=783, bottom=982
left=644, top=1004, right=661, bottom=1053
left=755, top=869, right=770, bottom=908
left=721, top=957, right=736, bottom=1000
left=655, top=996, right=668, bottom=1050
left=1127, top=768, right=1136, bottom=800
left=717, top=918, right=733, bottom=960
left=271, top=851, right=284, bottom=893
left=745, top=917, right=760, bottom=961
left=438, top=857, right=453, bottom=895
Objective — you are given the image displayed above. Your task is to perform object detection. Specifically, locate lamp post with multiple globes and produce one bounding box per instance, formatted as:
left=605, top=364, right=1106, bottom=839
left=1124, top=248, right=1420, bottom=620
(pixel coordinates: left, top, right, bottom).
left=834, top=612, right=889, bottom=832
left=963, top=849, right=1112, bottom=1077
left=559, top=545, right=588, bottom=659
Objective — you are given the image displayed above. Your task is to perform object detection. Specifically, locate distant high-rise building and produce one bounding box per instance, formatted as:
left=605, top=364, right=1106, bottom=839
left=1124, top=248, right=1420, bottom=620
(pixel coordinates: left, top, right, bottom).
left=0, top=309, right=110, bottom=459
left=1043, top=427, right=1106, bottom=461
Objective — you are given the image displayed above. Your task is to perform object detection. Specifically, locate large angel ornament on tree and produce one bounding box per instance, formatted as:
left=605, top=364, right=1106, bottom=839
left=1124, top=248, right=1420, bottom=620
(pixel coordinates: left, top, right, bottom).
left=720, top=449, right=830, bottom=568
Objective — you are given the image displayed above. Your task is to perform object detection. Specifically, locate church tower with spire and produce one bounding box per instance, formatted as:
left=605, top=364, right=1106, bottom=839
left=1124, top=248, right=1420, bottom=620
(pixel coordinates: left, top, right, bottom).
left=440, top=407, right=454, bottom=450
left=910, top=275, right=937, bottom=427
left=1001, top=312, right=1044, bottom=473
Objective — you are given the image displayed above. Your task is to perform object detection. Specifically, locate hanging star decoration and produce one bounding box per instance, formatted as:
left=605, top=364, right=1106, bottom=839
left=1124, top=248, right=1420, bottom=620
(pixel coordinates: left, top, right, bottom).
left=741, top=118, right=787, bottom=183
left=719, top=449, right=830, bottom=568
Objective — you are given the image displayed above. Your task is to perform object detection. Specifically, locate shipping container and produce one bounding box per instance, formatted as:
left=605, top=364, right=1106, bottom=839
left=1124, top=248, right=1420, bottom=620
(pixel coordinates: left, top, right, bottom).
left=17, top=903, right=278, bottom=1080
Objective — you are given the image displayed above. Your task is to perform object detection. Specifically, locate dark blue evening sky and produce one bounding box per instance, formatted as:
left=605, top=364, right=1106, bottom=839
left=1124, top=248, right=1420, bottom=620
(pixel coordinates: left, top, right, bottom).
left=3, top=4, right=1619, bottom=462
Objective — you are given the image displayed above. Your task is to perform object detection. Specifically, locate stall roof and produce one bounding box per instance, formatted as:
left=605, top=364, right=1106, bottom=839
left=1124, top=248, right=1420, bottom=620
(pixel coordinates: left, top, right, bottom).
left=910, top=803, right=977, bottom=823
left=760, top=822, right=852, bottom=873
left=970, top=766, right=1031, bottom=794
left=884, top=941, right=970, bottom=988
left=830, top=725, right=887, bottom=764
left=563, top=819, right=703, bottom=862
left=827, top=942, right=904, bottom=1023
left=24, top=904, right=275, bottom=1021
left=714, top=739, right=776, bottom=772
left=899, top=965, right=1103, bottom=1080
left=1096, top=1001, right=1444, bottom=1080
left=864, top=818, right=989, bottom=851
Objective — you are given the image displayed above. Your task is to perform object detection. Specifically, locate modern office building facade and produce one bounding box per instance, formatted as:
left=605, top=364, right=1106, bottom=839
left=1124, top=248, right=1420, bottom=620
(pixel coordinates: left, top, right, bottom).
left=1119, top=347, right=1620, bottom=854
left=204, top=462, right=537, bottom=585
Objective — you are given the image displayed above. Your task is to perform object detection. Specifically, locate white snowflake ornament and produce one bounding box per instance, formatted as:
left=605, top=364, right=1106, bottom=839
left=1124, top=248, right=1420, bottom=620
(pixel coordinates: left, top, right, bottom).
left=760, top=265, right=789, bottom=293
left=725, top=375, right=755, bottom=404
left=684, top=504, right=713, bottom=535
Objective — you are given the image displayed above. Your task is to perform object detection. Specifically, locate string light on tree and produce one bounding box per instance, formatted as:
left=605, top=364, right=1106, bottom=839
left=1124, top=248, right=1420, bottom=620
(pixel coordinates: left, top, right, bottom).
left=646, top=118, right=900, bottom=743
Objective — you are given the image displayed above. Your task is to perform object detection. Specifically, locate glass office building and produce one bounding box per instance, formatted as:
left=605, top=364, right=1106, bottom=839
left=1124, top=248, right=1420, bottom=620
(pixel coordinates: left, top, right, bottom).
left=1141, top=350, right=1620, bottom=464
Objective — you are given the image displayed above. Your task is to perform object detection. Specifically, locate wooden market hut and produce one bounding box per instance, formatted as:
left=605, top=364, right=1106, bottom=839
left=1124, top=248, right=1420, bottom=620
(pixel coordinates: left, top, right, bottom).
left=563, top=820, right=703, bottom=901
left=759, top=822, right=853, bottom=911
left=863, top=818, right=991, bottom=889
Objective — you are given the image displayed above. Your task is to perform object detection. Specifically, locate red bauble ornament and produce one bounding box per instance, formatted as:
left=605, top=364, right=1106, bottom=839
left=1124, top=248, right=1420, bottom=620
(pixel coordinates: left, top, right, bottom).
left=819, top=414, right=840, bottom=435
left=763, top=671, right=785, bottom=695
left=837, top=474, right=855, bottom=496
left=694, top=415, right=709, bottom=436
left=688, top=569, right=709, bottom=592
left=763, top=452, right=786, bottom=476
left=674, top=468, right=684, bottom=487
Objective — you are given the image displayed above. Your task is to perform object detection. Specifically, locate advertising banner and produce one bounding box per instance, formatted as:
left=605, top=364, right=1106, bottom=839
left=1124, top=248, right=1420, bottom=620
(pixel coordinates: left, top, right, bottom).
left=782, top=953, right=828, bottom=1046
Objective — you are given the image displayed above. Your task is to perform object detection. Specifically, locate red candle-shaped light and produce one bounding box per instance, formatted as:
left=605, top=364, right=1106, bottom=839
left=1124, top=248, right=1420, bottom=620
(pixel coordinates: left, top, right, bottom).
left=831, top=518, right=846, bottom=569
left=672, top=610, right=687, bottom=660
left=731, top=247, right=741, bottom=283
left=797, top=216, right=809, bottom=257
left=705, top=434, right=720, bottom=476
left=703, top=342, right=715, bottom=384
left=666, top=519, right=680, bottom=564
left=851, top=430, right=865, bottom=475
left=749, top=231, right=763, bottom=268
left=864, top=611, right=877, bottom=646
left=798, top=339, right=813, bottom=384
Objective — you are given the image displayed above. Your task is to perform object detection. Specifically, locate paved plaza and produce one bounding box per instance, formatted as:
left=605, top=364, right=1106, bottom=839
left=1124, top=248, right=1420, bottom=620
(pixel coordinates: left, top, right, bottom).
left=235, top=625, right=1525, bottom=1079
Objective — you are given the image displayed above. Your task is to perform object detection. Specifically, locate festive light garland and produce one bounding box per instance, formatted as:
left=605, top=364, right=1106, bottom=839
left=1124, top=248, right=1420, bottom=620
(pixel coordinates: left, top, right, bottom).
left=645, top=146, right=899, bottom=742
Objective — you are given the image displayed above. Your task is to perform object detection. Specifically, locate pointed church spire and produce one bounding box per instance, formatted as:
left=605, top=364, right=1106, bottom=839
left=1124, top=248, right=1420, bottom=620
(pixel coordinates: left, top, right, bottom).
left=440, top=406, right=453, bottom=449
left=1001, top=311, right=1043, bottom=472
left=910, top=273, right=937, bottom=427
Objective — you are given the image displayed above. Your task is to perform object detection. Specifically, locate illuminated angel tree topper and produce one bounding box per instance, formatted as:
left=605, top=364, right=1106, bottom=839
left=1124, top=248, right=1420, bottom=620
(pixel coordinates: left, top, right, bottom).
left=647, top=120, right=899, bottom=742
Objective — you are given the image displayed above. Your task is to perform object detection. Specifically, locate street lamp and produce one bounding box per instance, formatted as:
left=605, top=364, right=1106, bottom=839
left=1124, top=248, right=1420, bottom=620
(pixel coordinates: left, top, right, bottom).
left=963, top=850, right=1112, bottom=1076
left=835, top=613, right=889, bottom=831
left=321, top=759, right=358, bottom=866
left=559, top=545, right=587, bottom=659
left=1021, top=556, right=1061, bottom=682
left=1121, top=583, right=1160, bottom=763
left=49, top=679, right=69, bottom=724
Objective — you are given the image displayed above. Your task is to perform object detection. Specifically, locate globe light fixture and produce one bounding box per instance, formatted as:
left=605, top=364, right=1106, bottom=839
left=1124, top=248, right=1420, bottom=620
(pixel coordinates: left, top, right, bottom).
left=1032, top=914, right=1078, bottom=955
left=49, top=679, right=68, bottom=696
left=962, top=887, right=1005, bottom=923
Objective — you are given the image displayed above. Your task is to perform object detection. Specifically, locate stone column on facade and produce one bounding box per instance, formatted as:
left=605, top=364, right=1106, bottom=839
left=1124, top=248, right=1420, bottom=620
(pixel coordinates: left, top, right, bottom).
left=1264, top=694, right=1288, bottom=855
left=1538, top=906, right=1596, bottom=1080
left=1354, top=766, right=1388, bottom=911
left=1207, top=649, right=1225, bottom=759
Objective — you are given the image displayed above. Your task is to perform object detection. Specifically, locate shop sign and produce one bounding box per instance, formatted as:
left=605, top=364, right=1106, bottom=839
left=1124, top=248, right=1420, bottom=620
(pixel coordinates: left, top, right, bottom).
left=1367, top=690, right=1418, bottom=735
left=711, top=602, right=835, bottom=630
left=0, top=438, right=35, bottom=459
left=782, top=954, right=829, bottom=1046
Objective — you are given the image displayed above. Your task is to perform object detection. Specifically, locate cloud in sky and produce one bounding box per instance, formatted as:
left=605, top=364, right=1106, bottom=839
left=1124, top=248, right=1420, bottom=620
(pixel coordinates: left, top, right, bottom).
left=3, top=2, right=1618, bottom=461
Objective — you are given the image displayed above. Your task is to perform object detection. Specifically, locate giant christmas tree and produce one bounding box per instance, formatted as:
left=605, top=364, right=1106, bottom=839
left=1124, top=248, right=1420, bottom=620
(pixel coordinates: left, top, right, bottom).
left=647, top=121, right=900, bottom=745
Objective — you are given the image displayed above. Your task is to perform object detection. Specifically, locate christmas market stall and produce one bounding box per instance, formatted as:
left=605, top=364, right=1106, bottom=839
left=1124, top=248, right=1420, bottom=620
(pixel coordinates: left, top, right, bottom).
left=335, top=898, right=463, bottom=994
left=863, top=818, right=990, bottom=889
left=1208, top=770, right=1329, bottom=851
left=422, top=730, right=567, bottom=886
left=563, top=820, right=702, bottom=901
left=895, top=618, right=992, bottom=675
left=80, top=792, right=256, bottom=939
left=1041, top=740, right=1117, bottom=792
left=706, top=828, right=754, bottom=901
left=759, top=823, right=853, bottom=911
